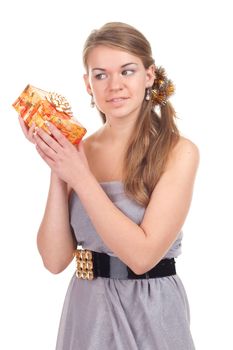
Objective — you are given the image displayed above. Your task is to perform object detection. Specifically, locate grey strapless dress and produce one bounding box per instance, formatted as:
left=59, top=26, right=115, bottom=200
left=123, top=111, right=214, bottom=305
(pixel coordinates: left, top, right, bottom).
left=55, top=181, right=195, bottom=350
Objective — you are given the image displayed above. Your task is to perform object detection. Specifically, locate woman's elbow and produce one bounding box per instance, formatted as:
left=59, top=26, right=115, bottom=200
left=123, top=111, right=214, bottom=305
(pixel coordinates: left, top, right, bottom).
left=45, top=264, right=65, bottom=274
left=40, top=256, right=73, bottom=274
left=128, top=259, right=149, bottom=276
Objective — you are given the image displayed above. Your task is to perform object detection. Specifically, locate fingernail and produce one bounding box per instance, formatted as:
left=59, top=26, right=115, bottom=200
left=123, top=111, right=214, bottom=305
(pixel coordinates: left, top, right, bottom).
left=33, top=127, right=38, bottom=136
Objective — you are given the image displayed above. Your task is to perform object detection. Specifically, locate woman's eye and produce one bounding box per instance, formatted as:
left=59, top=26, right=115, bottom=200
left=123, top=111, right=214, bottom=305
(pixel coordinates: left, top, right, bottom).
left=122, top=69, right=135, bottom=76
left=95, top=73, right=106, bottom=80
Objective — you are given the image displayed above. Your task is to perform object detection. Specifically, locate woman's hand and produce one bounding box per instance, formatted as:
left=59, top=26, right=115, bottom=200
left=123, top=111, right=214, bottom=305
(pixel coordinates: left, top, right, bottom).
left=33, top=121, right=90, bottom=188
left=18, top=115, right=37, bottom=144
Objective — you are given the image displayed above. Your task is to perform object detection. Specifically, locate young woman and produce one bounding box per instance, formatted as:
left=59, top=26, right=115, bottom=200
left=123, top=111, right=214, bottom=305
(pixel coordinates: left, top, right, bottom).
left=19, top=22, right=199, bottom=350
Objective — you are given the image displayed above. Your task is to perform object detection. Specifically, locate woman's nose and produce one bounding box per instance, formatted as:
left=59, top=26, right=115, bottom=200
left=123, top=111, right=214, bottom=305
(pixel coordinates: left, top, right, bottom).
left=108, top=74, right=123, bottom=91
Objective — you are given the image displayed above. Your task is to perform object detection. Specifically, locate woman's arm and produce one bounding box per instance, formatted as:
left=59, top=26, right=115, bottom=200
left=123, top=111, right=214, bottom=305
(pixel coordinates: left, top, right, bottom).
left=37, top=172, right=77, bottom=274
left=33, top=124, right=199, bottom=275
left=72, top=137, right=200, bottom=275
left=17, top=117, right=77, bottom=274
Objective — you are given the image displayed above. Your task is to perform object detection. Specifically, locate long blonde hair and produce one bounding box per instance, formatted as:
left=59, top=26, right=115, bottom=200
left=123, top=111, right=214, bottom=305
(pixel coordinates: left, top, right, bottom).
left=83, top=22, right=180, bottom=207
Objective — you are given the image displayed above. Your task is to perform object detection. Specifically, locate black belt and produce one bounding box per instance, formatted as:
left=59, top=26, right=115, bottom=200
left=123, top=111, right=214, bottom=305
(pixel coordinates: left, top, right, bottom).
left=73, top=248, right=176, bottom=280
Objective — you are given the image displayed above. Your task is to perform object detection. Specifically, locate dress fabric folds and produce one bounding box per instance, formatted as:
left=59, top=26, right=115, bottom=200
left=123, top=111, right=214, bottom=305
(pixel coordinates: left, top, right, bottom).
left=55, top=181, right=196, bottom=350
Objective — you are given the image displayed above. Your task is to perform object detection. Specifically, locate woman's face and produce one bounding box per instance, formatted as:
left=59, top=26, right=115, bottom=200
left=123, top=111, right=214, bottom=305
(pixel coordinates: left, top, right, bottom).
left=84, top=45, right=155, bottom=121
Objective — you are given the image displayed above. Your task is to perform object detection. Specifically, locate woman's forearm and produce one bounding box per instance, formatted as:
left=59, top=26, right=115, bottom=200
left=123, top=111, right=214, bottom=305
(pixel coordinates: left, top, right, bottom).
left=37, top=172, right=76, bottom=274
left=73, top=174, right=147, bottom=274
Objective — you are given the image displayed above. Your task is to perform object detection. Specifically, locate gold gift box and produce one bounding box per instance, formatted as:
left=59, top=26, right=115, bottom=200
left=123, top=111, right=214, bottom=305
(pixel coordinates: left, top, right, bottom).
left=12, top=84, right=87, bottom=145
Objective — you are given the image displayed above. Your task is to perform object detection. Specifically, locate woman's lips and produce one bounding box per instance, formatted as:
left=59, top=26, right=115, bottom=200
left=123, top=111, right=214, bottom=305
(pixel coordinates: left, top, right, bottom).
left=107, top=97, right=129, bottom=104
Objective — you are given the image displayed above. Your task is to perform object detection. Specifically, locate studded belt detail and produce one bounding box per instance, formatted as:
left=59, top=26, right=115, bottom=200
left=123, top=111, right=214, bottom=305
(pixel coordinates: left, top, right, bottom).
left=73, top=248, right=94, bottom=280
left=73, top=246, right=176, bottom=281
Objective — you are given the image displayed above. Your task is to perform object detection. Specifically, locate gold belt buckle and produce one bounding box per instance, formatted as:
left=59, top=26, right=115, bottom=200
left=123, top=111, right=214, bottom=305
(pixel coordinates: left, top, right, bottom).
left=73, top=246, right=94, bottom=281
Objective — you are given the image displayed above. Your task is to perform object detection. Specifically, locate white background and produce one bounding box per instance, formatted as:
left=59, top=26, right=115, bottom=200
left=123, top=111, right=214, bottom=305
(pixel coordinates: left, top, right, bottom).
left=0, top=0, right=232, bottom=349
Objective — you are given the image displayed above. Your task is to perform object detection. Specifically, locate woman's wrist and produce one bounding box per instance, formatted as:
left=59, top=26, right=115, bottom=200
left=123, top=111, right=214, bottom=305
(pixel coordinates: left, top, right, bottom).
left=50, top=171, right=67, bottom=187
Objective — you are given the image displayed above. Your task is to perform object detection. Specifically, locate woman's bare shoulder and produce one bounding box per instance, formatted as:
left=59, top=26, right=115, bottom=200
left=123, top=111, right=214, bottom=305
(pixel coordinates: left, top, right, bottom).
left=179, top=136, right=199, bottom=160
left=166, top=135, right=200, bottom=171
left=82, top=128, right=104, bottom=149
left=175, top=135, right=199, bottom=154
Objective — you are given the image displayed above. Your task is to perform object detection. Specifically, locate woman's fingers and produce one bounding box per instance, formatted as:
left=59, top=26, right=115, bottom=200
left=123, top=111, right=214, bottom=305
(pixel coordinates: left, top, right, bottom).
left=35, top=142, right=55, bottom=168
left=28, top=122, right=37, bottom=143
left=18, top=117, right=69, bottom=149
left=33, top=127, right=60, bottom=157
left=18, top=116, right=28, bottom=135
left=18, top=116, right=36, bottom=144
left=44, top=121, right=70, bottom=148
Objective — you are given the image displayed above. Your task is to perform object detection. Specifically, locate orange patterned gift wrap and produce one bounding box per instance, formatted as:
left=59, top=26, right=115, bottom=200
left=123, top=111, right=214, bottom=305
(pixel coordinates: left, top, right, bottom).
left=12, top=84, right=87, bottom=145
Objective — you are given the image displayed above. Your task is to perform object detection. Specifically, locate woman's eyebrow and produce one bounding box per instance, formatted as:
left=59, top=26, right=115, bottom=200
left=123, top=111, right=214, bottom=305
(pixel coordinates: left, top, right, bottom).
left=92, top=63, right=138, bottom=72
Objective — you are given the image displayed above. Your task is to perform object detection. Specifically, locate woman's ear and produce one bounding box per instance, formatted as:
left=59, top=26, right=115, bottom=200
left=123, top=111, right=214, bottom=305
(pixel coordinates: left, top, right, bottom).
left=83, top=73, right=92, bottom=95
left=146, top=64, right=156, bottom=87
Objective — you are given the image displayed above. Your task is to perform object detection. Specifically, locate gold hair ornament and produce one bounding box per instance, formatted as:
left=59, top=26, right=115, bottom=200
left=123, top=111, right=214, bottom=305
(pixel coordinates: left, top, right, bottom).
left=150, top=66, right=175, bottom=106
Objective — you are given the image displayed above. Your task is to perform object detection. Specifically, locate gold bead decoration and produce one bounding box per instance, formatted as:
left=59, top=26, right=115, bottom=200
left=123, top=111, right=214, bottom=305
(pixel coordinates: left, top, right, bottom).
left=73, top=248, right=94, bottom=280
left=82, top=271, right=88, bottom=279
left=86, top=261, right=93, bottom=270
left=85, top=251, right=92, bottom=260
left=87, top=271, right=94, bottom=279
